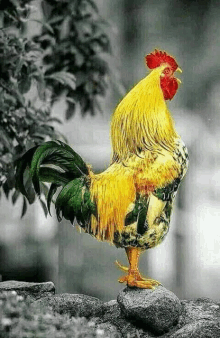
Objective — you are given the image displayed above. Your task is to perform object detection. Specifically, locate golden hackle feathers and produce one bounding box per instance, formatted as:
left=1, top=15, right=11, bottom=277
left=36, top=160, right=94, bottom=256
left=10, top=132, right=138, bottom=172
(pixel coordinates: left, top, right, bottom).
left=128, top=148, right=181, bottom=195
left=89, top=163, right=136, bottom=242
left=111, top=65, right=178, bottom=162
left=88, top=150, right=180, bottom=243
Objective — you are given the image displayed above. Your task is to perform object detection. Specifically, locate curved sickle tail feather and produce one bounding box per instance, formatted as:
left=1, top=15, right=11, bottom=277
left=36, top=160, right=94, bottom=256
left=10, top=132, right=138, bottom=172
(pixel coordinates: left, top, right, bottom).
left=15, top=140, right=96, bottom=228
left=15, top=140, right=137, bottom=243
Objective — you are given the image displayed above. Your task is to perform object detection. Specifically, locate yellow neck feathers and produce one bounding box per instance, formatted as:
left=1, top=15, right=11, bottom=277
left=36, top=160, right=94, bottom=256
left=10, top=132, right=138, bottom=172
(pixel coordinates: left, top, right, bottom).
left=111, top=65, right=178, bottom=161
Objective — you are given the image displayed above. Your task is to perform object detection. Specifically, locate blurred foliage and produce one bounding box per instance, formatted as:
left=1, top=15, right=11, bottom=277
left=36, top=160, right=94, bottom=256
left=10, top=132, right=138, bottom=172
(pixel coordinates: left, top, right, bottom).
left=34, top=0, right=112, bottom=119
left=0, top=291, right=109, bottom=337
left=0, top=0, right=113, bottom=213
left=0, top=0, right=34, bottom=31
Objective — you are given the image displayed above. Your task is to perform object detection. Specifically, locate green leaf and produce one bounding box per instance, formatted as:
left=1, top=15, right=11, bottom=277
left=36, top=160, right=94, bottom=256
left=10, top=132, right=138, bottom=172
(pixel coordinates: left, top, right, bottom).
left=19, top=76, right=32, bottom=94
left=15, top=57, right=25, bottom=77
left=47, top=117, right=62, bottom=124
left=17, top=64, right=32, bottom=94
left=86, top=0, right=99, bottom=13
left=34, top=71, right=46, bottom=101
left=18, top=75, right=32, bottom=94
left=46, top=72, right=76, bottom=91
left=0, top=127, right=13, bottom=151
left=31, top=19, right=54, bottom=34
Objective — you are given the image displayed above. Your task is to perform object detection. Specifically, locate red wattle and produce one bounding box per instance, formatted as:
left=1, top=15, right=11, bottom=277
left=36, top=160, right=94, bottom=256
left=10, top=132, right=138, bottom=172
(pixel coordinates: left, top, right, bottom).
left=160, top=77, right=178, bottom=100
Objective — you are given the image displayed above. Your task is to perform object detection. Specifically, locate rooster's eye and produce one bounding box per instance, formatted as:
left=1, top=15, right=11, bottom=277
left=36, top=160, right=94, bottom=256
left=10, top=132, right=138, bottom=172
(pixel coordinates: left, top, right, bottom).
left=163, top=67, right=172, bottom=76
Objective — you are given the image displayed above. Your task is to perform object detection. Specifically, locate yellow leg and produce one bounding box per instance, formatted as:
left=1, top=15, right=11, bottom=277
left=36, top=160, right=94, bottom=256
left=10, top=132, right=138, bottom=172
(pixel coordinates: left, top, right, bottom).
left=117, top=247, right=161, bottom=289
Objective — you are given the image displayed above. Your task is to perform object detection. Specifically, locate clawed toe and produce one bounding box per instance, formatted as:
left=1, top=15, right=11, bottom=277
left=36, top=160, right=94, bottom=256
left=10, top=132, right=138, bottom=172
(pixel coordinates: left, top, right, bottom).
left=115, top=260, right=129, bottom=272
left=117, top=247, right=162, bottom=289
left=118, top=273, right=162, bottom=289
left=146, top=278, right=162, bottom=286
left=129, top=280, right=156, bottom=289
left=118, top=275, right=128, bottom=283
left=127, top=278, right=161, bottom=289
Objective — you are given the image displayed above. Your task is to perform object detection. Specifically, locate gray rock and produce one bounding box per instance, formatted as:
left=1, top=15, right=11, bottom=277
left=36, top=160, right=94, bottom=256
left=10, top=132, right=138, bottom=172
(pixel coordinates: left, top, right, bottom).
left=0, top=280, right=55, bottom=300
left=117, top=286, right=181, bottom=335
left=100, top=299, right=154, bottom=338
left=36, top=293, right=104, bottom=318
left=102, top=300, right=122, bottom=323
left=2, top=280, right=219, bottom=338
left=97, top=322, right=122, bottom=338
left=179, top=298, right=220, bottom=327
left=169, top=320, right=220, bottom=338
left=165, top=298, right=220, bottom=338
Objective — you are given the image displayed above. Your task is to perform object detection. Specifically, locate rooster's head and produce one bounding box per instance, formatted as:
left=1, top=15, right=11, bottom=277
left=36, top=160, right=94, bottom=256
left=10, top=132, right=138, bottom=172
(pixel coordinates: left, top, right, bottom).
left=145, top=49, right=182, bottom=100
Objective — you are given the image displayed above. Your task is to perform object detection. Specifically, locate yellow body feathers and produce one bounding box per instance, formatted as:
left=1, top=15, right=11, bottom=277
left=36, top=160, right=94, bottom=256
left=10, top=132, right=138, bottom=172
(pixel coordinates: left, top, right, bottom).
left=88, top=66, right=183, bottom=244
left=16, top=50, right=188, bottom=289
left=111, top=65, right=178, bottom=161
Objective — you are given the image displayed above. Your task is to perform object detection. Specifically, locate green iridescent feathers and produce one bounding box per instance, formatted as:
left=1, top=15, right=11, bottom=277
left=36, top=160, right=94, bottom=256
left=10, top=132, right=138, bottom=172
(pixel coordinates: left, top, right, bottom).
left=16, top=140, right=96, bottom=226
left=125, top=195, right=149, bottom=236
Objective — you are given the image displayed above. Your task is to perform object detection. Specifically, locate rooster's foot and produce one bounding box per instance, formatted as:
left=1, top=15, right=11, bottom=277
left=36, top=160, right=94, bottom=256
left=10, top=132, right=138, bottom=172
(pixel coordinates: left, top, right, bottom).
left=118, top=270, right=161, bottom=289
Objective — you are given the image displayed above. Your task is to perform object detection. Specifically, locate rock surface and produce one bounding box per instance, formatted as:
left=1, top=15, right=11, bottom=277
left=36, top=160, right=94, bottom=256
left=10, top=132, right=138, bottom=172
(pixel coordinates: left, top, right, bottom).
left=0, top=280, right=55, bottom=300
left=1, top=280, right=220, bottom=337
left=168, top=298, right=220, bottom=338
left=180, top=298, right=220, bottom=326
left=36, top=293, right=104, bottom=318
left=117, top=286, right=181, bottom=335
left=96, top=322, right=121, bottom=338
left=169, top=320, right=220, bottom=338
left=98, top=299, right=148, bottom=338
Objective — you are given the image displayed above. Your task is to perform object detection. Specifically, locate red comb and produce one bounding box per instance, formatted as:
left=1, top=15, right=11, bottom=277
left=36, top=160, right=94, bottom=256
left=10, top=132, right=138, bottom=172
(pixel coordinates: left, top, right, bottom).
left=145, top=49, right=178, bottom=72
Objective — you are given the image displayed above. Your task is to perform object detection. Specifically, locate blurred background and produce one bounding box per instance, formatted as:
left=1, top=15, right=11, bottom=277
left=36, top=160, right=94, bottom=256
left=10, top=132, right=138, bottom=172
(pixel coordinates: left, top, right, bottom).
left=1, top=0, right=220, bottom=302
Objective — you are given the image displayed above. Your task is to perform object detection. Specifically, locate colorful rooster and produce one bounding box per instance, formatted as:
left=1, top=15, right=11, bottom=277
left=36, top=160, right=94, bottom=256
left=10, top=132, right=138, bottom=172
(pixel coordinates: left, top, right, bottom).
left=16, top=50, right=188, bottom=289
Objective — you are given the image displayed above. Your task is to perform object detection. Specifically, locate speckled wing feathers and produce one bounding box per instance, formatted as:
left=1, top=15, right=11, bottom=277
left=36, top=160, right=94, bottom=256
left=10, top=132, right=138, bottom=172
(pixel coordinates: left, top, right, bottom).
left=113, top=138, right=189, bottom=249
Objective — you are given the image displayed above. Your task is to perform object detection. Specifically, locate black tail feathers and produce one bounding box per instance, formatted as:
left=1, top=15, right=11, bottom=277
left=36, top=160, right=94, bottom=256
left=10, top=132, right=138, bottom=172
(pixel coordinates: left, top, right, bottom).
left=15, top=140, right=95, bottom=225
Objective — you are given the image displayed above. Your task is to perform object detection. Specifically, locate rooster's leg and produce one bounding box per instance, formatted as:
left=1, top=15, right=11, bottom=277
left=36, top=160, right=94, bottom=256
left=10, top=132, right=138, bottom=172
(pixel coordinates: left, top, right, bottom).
left=118, top=247, right=161, bottom=289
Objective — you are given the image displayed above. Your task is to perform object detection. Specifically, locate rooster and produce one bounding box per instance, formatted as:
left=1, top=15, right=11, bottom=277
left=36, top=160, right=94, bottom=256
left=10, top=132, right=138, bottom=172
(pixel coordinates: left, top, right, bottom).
left=16, top=50, right=188, bottom=289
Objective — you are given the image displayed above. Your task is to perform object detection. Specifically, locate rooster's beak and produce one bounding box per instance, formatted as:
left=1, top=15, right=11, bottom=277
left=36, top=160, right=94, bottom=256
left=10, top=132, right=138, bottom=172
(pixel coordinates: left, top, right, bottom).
left=176, top=67, right=182, bottom=84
